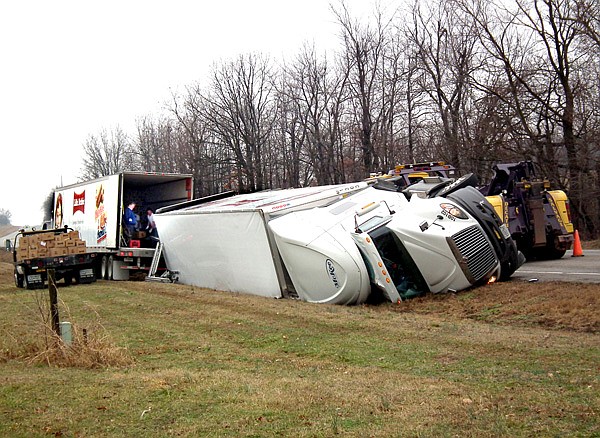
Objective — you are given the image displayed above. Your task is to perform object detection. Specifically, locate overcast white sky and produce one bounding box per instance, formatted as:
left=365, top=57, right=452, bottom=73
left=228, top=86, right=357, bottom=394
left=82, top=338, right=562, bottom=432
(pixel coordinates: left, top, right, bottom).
left=1, top=0, right=377, bottom=226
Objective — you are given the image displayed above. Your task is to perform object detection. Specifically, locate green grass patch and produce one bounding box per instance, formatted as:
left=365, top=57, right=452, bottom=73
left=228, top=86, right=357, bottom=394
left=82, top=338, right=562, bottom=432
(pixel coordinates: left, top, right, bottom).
left=0, top=280, right=598, bottom=437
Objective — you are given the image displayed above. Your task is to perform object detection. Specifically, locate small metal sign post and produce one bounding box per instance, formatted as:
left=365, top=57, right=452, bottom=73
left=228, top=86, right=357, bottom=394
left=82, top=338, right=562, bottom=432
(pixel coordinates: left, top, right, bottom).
left=47, top=269, right=61, bottom=337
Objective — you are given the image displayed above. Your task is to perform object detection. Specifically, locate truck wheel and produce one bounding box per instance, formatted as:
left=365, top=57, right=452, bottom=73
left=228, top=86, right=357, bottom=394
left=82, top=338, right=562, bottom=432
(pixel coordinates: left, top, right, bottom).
left=434, top=173, right=479, bottom=197
left=100, top=255, right=109, bottom=280
left=107, top=255, right=114, bottom=280
left=23, top=275, right=33, bottom=290
left=547, top=238, right=567, bottom=260
left=64, top=274, right=73, bottom=286
left=14, top=270, right=24, bottom=288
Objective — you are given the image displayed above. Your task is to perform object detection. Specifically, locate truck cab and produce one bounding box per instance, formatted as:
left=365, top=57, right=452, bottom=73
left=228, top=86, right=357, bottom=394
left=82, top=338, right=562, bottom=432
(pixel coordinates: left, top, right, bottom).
left=268, top=186, right=502, bottom=304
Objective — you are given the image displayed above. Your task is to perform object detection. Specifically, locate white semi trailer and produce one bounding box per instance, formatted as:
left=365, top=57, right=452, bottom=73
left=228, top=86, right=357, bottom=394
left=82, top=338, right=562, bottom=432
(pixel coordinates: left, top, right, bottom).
left=154, top=180, right=522, bottom=305
left=51, top=172, right=193, bottom=280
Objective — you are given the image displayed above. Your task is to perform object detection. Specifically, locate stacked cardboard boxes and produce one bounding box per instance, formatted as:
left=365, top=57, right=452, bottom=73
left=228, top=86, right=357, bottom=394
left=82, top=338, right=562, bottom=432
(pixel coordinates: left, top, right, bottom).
left=16, top=231, right=87, bottom=261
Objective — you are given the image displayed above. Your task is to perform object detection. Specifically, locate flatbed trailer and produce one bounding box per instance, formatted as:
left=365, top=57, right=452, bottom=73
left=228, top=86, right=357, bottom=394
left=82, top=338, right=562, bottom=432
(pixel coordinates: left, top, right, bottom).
left=13, top=227, right=97, bottom=289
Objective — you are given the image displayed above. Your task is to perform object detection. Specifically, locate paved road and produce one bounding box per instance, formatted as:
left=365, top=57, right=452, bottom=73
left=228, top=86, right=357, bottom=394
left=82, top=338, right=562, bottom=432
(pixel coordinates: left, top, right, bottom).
left=513, top=249, right=600, bottom=283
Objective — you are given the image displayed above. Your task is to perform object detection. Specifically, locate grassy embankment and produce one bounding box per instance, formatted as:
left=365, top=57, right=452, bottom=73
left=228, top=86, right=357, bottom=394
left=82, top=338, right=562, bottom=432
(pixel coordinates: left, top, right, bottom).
left=0, top=253, right=598, bottom=437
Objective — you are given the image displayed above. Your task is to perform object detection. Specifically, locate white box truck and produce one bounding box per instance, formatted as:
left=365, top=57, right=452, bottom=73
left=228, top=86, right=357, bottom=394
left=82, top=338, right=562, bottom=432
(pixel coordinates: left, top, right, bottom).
left=154, top=180, right=522, bottom=305
left=51, top=172, right=193, bottom=280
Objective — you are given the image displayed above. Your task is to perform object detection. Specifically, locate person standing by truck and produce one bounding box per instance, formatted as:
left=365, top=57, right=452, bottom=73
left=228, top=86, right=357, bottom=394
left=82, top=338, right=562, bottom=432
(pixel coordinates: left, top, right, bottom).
left=146, top=208, right=158, bottom=238
left=123, top=201, right=137, bottom=245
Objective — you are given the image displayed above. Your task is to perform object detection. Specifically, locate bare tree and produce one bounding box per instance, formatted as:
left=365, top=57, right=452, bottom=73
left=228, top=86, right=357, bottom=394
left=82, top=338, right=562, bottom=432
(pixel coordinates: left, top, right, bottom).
left=41, top=190, right=55, bottom=222
left=134, top=116, right=181, bottom=173
left=80, top=127, right=137, bottom=180
left=272, top=66, right=310, bottom=187
left=574, top=0, right=600, bottom=47
left=405, top=0, right=481, bottom=169
left=457, top=0, right=597, bottom=234
left=278, top=45, right=352, bottom=185
left=200, top=54, right=276, bottom=192
left=334, top=3, right=396, bottom=176
left=0, top=208, right=12, bottom=225
left=168, top=88, right=230, bottom=197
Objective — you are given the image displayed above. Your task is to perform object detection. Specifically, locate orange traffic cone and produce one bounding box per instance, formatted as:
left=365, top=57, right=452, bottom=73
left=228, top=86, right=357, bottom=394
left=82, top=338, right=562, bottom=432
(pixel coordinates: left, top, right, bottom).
left=572, top=230, right=584, bottom=257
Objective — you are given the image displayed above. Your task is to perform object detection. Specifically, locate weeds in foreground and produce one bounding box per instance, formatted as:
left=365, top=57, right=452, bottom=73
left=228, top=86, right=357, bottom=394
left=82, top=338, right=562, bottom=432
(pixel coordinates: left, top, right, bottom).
left=1, top=289, right=133, bottom=369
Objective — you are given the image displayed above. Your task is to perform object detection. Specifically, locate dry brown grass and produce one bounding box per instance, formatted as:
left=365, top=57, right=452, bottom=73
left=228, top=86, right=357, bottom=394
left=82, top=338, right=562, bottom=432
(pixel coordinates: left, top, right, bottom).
left=391, top=280, right=600, bottom=332
left=583, top=239, right=600, bottom=249
left=1, top=318, right=134, bottom=369
left=0, top=258, right=133, bottom=368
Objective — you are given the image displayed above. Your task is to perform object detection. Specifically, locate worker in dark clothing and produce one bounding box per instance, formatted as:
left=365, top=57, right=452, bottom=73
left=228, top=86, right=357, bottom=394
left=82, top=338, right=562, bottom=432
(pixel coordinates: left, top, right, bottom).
left=123, top=201, right=137, bottom=245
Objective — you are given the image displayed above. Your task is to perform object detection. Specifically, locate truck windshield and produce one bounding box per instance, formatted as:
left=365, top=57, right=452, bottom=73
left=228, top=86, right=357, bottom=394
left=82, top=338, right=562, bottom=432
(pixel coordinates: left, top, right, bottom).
left=368, top=226, right=428, bottom=299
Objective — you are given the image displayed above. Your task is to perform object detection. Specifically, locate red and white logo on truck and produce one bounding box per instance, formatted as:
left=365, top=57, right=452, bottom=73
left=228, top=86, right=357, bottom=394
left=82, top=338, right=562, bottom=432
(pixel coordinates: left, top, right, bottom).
left=73, top=191, right=85, bottom=214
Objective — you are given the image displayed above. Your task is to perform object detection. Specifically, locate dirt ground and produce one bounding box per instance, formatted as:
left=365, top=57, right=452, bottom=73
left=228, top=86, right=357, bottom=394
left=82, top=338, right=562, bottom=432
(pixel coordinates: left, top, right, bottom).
left=2, top=249, right=598, bottom=333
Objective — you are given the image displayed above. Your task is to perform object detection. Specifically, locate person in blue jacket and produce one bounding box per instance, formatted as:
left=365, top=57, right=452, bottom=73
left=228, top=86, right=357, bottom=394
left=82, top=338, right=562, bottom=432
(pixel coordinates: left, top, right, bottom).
left=123, top=201, right=137, bottom=244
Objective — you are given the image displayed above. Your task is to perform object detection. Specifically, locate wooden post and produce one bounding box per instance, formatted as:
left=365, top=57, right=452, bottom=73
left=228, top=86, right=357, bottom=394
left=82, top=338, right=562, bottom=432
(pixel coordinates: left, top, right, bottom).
left=47, top=269, right=61, bottom=336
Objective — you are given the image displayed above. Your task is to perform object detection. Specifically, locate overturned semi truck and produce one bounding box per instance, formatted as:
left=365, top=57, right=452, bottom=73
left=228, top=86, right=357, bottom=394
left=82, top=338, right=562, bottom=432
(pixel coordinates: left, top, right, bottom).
left=153, top=180, right=523, bottom=305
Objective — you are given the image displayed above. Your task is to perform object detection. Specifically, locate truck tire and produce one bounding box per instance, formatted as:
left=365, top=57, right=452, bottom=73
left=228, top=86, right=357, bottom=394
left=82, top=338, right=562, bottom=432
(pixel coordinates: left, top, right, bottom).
left=14, top=270, right=24, bottom=288
left=523, top=237, right=567, bottom=260
left=100, top=255, right=109, bottom=280
left=64, top=274, right=73, bottom=286
left=546, top=237, right=567, bottom=260
left=107, top=255, right=114, bottom=280
left=23, top=275, right=33, bottom=290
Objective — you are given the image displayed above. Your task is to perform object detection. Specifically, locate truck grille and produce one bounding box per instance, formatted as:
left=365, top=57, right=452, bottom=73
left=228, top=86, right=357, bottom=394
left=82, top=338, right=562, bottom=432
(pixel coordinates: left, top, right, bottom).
left=450, top=225, right=497, bottom=282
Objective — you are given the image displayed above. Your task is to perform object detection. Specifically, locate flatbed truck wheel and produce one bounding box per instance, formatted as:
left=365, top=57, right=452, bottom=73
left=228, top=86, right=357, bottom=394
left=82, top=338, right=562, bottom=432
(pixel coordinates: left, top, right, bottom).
left=14, top=270, right=24, bottom=288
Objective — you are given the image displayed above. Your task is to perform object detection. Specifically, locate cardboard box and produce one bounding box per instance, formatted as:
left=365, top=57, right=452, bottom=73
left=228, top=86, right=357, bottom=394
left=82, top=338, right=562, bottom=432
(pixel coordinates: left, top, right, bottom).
left=17, top=248, right=29, bottom=261
left=49, top=248, right=66, bottom=257
left=65, top=240, right=76, bottom=247
left=55, top=240, right=66, bottom=248
left=68, top=246, right=86, bottom=255
left=68, top=230, right=80, bottom=240
left=76, top=240, right=86, bottom=247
